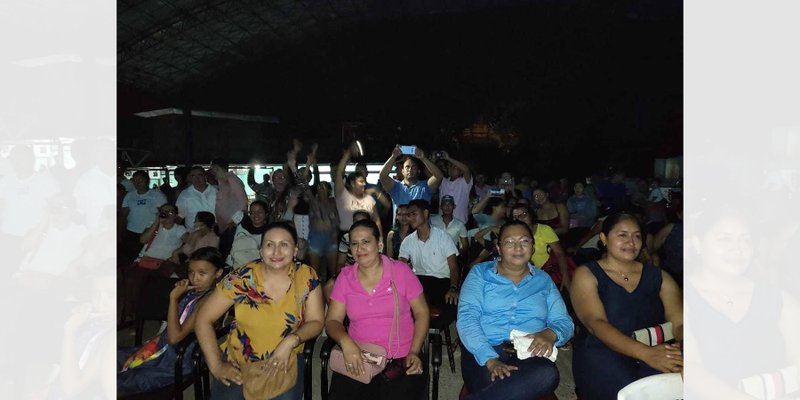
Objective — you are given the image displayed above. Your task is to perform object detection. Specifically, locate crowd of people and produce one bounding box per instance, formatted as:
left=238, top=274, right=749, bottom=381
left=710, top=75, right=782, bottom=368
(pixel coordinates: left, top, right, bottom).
left=116, top=140, right=686, bottom=400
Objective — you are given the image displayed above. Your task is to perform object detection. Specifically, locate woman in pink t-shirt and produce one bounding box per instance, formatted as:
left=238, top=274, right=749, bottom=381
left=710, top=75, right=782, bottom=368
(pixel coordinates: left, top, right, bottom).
left=326, top=219, right=430, bottom=399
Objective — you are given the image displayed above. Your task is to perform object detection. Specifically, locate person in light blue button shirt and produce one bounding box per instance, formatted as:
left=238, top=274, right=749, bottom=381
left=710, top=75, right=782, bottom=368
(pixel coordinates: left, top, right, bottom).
left=457, top=220, right=574, bottom=400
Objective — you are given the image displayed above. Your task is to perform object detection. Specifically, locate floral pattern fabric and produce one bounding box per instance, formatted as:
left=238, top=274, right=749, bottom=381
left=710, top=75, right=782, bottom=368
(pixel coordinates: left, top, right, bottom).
left=218, top=261, right=320, bottom=365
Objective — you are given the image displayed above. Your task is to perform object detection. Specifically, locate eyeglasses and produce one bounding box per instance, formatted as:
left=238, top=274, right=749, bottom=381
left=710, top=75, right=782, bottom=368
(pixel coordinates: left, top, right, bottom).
left=500, top=238, right=533, bottom=248
left=160, top=210, right=177, bottom=215
left=512, top=212, right=528, bottom=220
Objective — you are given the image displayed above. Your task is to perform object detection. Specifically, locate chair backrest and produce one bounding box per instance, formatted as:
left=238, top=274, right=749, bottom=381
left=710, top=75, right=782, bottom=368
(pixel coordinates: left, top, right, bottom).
left=617, top=373, right=683, bottom=400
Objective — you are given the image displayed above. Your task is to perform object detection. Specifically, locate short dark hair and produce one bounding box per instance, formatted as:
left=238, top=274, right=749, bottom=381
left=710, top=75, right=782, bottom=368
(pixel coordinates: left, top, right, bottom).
left=349, top=219, right=381, bottom=241
left=498, top=220, right=534, bottom=241
left=195, top=211, right=216, bottom=228
left=485, top=197, right=505, bottom=215
left=189, top=247, right=225, bottom=270
left=352, top=210, right=371, bottom=222
left=132, top=170, right=149, bottom=181
left=159, top=203, right=178, bottom=213
left=262, top=221, right=298, bottom=246
left=407, top=199, right=430, bottom=213
left=249, top=200, right=269, bottom=213
left=210, top=158, right=229, bottom=170
left=346, top=171, right=366, bottom=187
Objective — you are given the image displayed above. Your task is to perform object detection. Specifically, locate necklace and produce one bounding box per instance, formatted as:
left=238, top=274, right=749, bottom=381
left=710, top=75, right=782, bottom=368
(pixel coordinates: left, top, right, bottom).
left=617, top=271, right=630, bottom=281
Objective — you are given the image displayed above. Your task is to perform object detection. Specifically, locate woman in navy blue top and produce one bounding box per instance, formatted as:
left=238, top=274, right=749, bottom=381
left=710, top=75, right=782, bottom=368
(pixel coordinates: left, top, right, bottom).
left=570, top=213, right=683, bottom=400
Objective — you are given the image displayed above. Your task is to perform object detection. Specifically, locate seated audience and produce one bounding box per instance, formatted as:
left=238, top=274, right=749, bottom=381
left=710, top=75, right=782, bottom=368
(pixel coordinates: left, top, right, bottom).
left=117, top=247, right=224, bottom=395
left=227, top=200, right=268, bottom=270
left=386, top=205, right=411, bottom=260
left=175, top=211, right=220, bottom=264
left=399, top=199, right=460, bottom=327
left=570, top=213, right=683, bottom=400
left=123, top=204, right=188, bottom=320
left=195, top=222, right=324, bottom=400
left=457, top=220, right=574, bottom=400
left=325, top=219, right=430, bottom=399
left=430, top=195, right=468, bottom=252
left=533, top=188, right=569, bottom=236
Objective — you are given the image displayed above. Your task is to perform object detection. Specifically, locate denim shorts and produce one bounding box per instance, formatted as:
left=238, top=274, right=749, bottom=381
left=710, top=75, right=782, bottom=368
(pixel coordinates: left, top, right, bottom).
left=308, top=228, right=337, bottom=256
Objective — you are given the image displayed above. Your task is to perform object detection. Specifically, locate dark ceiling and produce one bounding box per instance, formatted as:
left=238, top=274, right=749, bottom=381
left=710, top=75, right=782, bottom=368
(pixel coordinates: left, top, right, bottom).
left=118, top=0, right=682, bottom=177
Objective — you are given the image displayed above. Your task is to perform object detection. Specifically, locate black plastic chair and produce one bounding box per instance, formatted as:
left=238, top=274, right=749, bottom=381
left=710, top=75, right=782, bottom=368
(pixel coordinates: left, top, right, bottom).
left=319, top=335, right=441, bottom=400
left=120, top=275, right=203, bottom=400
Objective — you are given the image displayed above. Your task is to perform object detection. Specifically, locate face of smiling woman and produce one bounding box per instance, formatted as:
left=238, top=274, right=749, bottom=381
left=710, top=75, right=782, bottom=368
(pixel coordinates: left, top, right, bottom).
left=350, top=226, right=382, bottom=268
left=497, top=224, right=534, bottom=269
left=600, top=218, right=643, bottom=263
left=260, top=227, right=297, bottom=270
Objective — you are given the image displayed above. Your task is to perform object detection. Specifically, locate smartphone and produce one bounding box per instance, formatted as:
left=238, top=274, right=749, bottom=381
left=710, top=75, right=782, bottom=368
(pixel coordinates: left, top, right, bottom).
left=399, top=145, right=417, bottom=155
left=489, top=188, right=505, bottom=197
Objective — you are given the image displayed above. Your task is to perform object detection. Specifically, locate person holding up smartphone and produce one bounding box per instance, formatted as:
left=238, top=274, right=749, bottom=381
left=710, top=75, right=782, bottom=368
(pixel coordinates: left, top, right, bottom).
left=378, top=145, right=444, bottom=222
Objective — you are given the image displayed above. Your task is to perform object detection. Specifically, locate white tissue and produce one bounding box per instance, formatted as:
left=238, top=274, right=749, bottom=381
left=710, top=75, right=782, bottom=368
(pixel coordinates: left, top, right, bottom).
left=509, top=329, right=558, bottom=362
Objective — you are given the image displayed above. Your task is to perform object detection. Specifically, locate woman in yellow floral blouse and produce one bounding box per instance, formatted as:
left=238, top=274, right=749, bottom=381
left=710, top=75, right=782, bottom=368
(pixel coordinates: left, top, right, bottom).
left=196, top=221, right=324, bottom=400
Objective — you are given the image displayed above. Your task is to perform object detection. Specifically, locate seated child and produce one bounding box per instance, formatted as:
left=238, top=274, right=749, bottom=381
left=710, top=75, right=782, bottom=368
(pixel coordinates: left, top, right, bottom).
left=117, top=247, right=224, bottom=395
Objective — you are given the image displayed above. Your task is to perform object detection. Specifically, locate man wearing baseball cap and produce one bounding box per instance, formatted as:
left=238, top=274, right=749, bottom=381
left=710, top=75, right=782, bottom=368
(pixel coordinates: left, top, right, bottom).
left=430, top=195, right=468, bottom=253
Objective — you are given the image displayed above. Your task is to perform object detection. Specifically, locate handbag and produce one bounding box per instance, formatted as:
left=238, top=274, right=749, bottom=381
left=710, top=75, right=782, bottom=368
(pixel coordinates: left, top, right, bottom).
left=135, top=226, right=163, bottom=270
left=240, top=354, right=298, bottom=400
left=330, top=341, right=388, bottom=384
left=631, top=322, right=674, bottom=346
left=330, top=263, right=401, bottom=384
left=136, top=256, right=164, bottom=270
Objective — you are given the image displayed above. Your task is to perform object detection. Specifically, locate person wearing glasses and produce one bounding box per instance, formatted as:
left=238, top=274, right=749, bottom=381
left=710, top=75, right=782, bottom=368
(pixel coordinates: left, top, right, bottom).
left=457, top=220, right=574, bottom=400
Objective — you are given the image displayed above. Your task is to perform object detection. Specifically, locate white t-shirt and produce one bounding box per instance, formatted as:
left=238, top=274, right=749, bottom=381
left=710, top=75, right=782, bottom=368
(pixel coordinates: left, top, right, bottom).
left=398, top=226, right=458, bottom=279
left=140, top=224, right=188, bottom=260
left=122, top=189, right=167, bottom=233
left=335, top=188, right=376, bottom=231
left=439, top=177, right=473, bottom=223
left=176, top=185, right=218, bottom=231
left=429, top=214, right=467, bottom=248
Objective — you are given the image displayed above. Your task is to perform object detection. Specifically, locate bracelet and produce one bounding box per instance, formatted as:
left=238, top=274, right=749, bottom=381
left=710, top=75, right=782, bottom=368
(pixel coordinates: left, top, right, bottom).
left=449, top=285, right=458, bottom=292
left=290, top=332, right=302, bottom=345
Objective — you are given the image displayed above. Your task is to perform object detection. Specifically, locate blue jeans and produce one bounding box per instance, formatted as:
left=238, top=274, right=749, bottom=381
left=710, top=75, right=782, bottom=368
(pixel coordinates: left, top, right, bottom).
left=461, top=344, right=559, bottom=400
left=210, top=354, right=305, bottom=400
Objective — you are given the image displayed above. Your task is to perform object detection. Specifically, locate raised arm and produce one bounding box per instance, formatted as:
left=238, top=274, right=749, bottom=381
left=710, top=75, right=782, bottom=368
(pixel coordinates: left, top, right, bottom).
left=310, top=148, right=321, bottom=189
left=416, top=148, right=444, bottom=191
left=335, top=148, right=351, bottom=197
left=247, top=166, right=258, bottom=189
left=166, top=280, right=200, bottom=345
left=472, top=192, right=491, bottom=215
left=444, top=153, right=472, bottom=183
left=379, top=146, right=402, bottom=192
